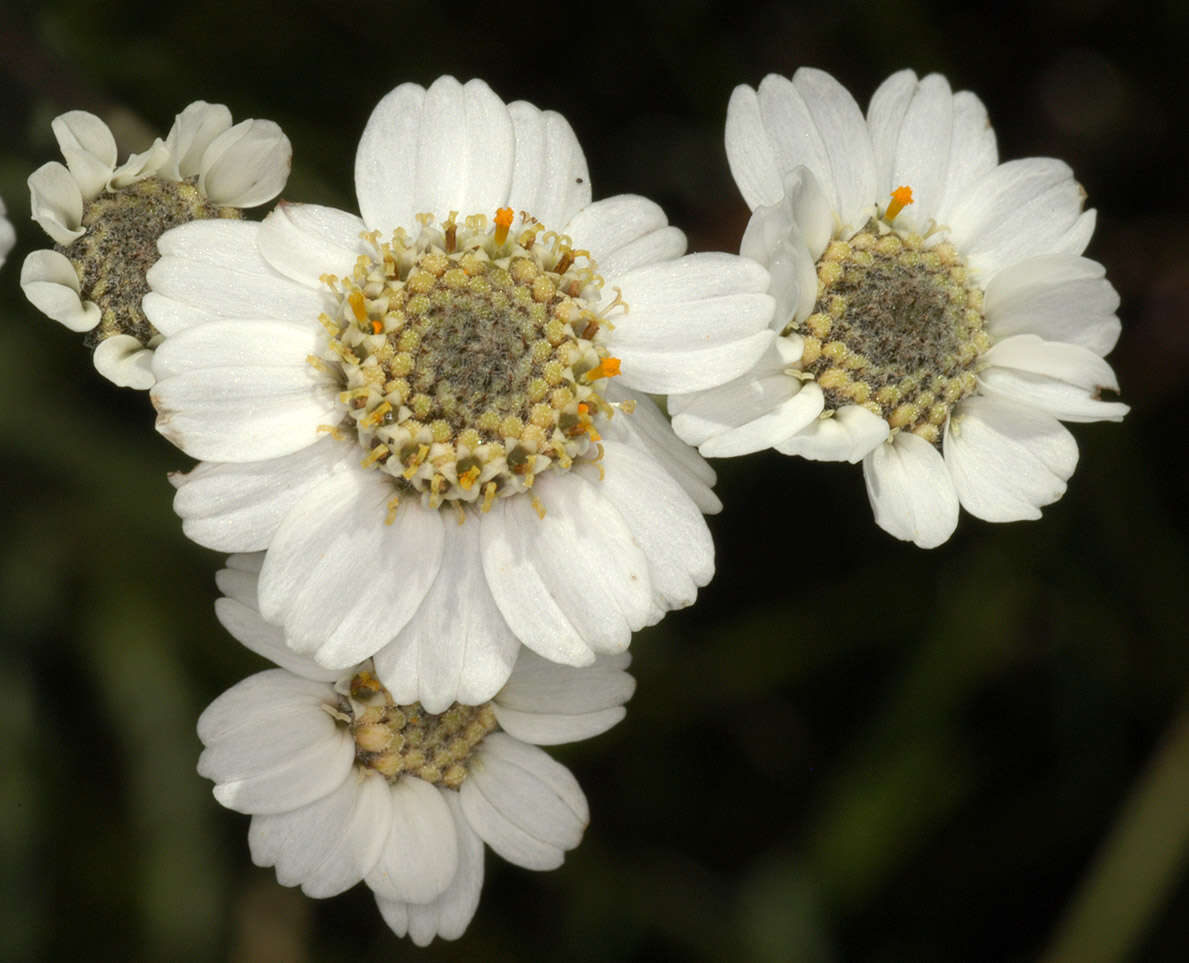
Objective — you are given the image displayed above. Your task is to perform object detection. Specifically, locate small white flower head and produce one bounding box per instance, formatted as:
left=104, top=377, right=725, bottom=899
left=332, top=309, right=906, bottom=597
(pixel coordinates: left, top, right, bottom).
left=671, top=68, right=1128, bottom=548
left=201, top=554, right=635, bottom=946
left=150, top=76, right=771, bottom=706
left=0, top=196, right=14, bottom=267
left=21, top=102, right=291, bottom=389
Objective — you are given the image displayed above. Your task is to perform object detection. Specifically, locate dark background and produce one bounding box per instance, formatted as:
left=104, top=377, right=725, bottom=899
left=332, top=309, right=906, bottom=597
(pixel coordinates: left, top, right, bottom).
left=1, top=0, right=1187, bottom=960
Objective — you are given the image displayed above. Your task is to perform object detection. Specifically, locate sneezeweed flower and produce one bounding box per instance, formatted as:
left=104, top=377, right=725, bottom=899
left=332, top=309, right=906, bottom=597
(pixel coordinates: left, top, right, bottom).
left=0, top=196, right=14, bottom=267
left=21, top=102, right=291, bottom=389
left=149, top=76, right=771, bottom=706
left=201, top=554, right=635, bottom=946
left=671, top=68, right=1128, bottom=547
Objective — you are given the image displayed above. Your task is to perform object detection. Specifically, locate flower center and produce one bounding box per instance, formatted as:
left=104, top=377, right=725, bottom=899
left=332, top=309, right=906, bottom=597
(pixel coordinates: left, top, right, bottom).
left=317, top=210, right=622, bottom=511
left=793, top=223, right=990, bottom=445
left=56, top=176, right=242, bottom=349
left=342, top=670, right=497, bottom=790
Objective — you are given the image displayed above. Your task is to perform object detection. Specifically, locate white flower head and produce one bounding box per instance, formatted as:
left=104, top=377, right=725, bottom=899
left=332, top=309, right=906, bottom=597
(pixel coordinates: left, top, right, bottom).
left=150, top=76, right=773, bottom=705
left=21, top=102, right=292, bottom=389
left=671, top=68, right=1128, bottom=548
left=200, top=554, right=635, bottom=946
left=0, top=196, right=14, bottom=267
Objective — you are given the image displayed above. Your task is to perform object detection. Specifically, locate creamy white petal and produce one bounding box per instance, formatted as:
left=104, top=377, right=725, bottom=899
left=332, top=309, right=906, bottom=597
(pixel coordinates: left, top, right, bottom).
left=172, top=435, right=349, bottom=552
left=863, top=432, right=960, bottom=548
left=671, top=367, right=797, bottom=448
left=215, top=556, right=265, bottom=610
left=979, top=335, right=1127, bottom=422
left=867, top=70, right=917, bottom=199
left=355, top=82, right=427, bottom=235
left=983, top=255, right=1121, bottom=355
left=879, top=73, right=953, bottom=232
left=699, top=380, right=824, bottom=457
left=110, top=139, right=171, bottom=186
left=28, top=161, right=85, bottom=244
left=725, top=83, right=784, bottom=210
left=468, top=732, right=589, bottom=851
left=259, top=471, right=444, bottom=666
left=20, top=249, right=99, bottom=332
left=199, top=118, right=291, bottom=207
left=92, top=334, right=155, bottom=389
left=373, top=512, right=520, bottom=713
left=375, top=791, right=484, bottom=946
left=365, top=776, right=458, bottom=905
left=506, top=100, right=591, bottom=231
left=141, top=291, right=220, bottom=336
left=601, top=383, right=719, bottom=513
left=589, top=440, right=714, bottom=609
left=214, top=596, right=344, bottom=683
left=935, top=91, right=999, bottom=226
left=739, top=175, right=823, bottom=325
left=51, top=111, right=117, bottom=201
left=945, top=395, right=1078, bottom=521
left=165, top=101, right=233, bottom=179
left=947, top=158, right=1092, bottom=280
left=564, top=194, right=686, bottom=281
left=478, top=495, right=595, bottom=667
left=257, top=202, right=367, bottom=287
left=773, top=404, right=889, bottom=462
left=498, top=649, right=635, bottom=715
left=493, top=704, right=626, bottom=745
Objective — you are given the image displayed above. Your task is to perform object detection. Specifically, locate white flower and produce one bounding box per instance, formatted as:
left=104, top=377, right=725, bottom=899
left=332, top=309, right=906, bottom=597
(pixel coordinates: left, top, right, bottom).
left=148, top=76, right=771, bottom=705
left=670, top=68, right=1128, bottom=548
left=0, top=196, right=14, bottom=267
left=21, top=102, right=291, bottom=389
left=200, top=554, right=634, bottom=946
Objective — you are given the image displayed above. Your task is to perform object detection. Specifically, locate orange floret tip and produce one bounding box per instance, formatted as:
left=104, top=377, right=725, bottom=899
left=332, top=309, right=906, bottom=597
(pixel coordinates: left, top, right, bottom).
left=348, top=290, right=368, bottom=322
left=587, top=357, right=621, bottom=381
left=885, top=185, right=914, bottom=223
left=494, top=207, right=514, bottom=245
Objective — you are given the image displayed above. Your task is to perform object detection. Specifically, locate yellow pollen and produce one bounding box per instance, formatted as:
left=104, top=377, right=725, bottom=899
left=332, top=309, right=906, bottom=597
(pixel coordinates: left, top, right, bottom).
left=585, top=357, right=622, bottom=382
left=348, top=291, right=368, bottom=323
left=493, top=207, right=514, bottom=245
left=370, top=319, right=383, bottom=335
left=884, top=185, right=914, bottom=223
left=459, top=465, right=481, bottom=490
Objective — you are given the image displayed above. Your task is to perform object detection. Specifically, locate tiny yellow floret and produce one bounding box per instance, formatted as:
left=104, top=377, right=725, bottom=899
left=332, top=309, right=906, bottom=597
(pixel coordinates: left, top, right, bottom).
left=494, top=207, right=514, bottom=245
left=884, top=185, right=914, bottom=223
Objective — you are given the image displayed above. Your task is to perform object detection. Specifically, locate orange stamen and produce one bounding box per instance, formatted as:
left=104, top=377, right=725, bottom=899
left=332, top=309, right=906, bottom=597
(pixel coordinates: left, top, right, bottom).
left=459, top=465, right=481, bottom=490
left=884, top=185, right=914, bottom=223
left=348, top=290, right=368, bottom=322
left=494, top=207, right=514, bottom=245
left=370, top=319, right=383, bottom=335
left=585, top=357, right=622, bottom=382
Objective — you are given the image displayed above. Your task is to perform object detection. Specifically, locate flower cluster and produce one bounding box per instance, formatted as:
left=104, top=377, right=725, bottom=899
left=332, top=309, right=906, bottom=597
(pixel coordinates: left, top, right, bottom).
left=21, top=65, right=1126, bottom=947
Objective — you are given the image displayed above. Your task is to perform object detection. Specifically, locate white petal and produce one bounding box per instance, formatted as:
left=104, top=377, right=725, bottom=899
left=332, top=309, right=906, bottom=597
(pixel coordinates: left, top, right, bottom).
left=148, top=226, right=326, bottom=322
left=259, top=471, right=444, bottom=666
left=257, top=202, right=367, bottom=287
left=373, top=512, right=520, bottom=713
left=365, top=777, right=458, bottom=904
left=601, top=383, right=720, bottom=514
left=875, top=73, right=954, bottom=231
left=499, top=648, right=635, bottom=715
left=20, top=249, right=99, bottom=332
left=214, top=596, right=343, bottom=682
left=948, top=158, right=1093, bottom=280
left=141, top=291, right=220, bottom=337
left=739, top=173, right=824, bottom=325
left=979, top=334, right=1127, bottom=422
left=593, top=440, right=714, bottom=610
left=355, top=82, right=427, bottom=234
left=110, top=139, right=171, bottom=186
left=199, top=118, right=292, bottom=207
left=172, top=435, right=349, bottom=552
left=28, top=161, right=85, bottom=244
left=935, top=90, right=999, bottom=226
left=699, top=381, right=824, bottom=458
left=863, top=431, right=960, bottom=548
left=983, top=254, right=1121, bottom=355
left=773, top=404, right=889, bottom=463
left=506, top=100, right=591, bottom=230
left=164, top=101, right=233, bottom=179
left=670, top=365, right=797, bottom=448
left=564, top=194, right=686, bottom=281
left=51, top=111, right=117, bottom=201
left=92, top=334, right=155, bottom=389
left=375, top=791, right=485, bottom=945
left=725, top=83, right=784, bottom=210
left=867, top=70, right=917, bottom=199
left=462, top=734, right=587, bottom=868
left=945, top=395, right=1078, bottom=521
left=493, top=704, right=626, bottom=746
left=249, top=769, right=390, bottom=897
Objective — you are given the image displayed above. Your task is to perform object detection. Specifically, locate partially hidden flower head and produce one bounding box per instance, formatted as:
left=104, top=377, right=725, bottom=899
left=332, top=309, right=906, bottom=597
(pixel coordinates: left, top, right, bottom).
left=149, top=76, right=773, bottom=706
left=21, top=102, right=291, bottom=388
left=0, top=196, right=14, bottom=267
left=201, top=554, right=635, bottom=946
left=671, top=69, right=1128, bottom=547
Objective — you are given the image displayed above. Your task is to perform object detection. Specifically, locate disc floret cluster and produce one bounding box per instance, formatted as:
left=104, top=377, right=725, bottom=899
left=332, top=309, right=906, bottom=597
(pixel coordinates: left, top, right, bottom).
left=321, top=209, right=624, bottom=510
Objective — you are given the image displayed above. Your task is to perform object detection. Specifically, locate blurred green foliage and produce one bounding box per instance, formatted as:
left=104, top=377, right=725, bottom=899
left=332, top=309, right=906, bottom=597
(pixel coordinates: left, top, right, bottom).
left=1, top=0, right=1187, bottom=960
